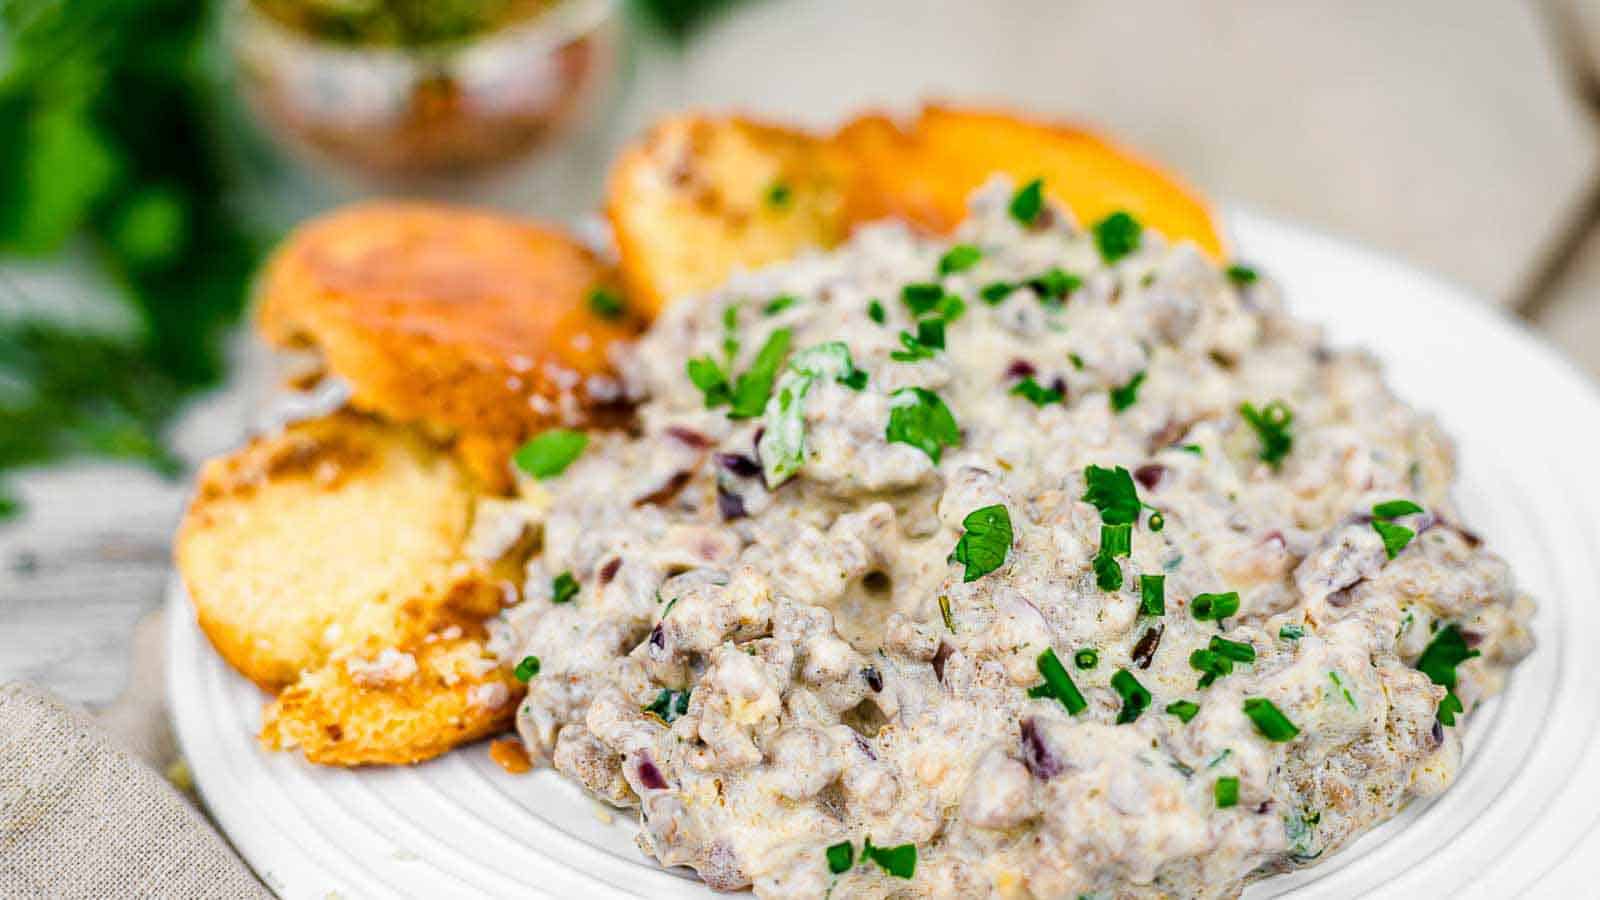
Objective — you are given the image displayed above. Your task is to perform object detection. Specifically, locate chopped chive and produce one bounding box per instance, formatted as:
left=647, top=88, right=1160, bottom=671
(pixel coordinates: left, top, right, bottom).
left=1240, top=400, right=1293, bottom=468
left=763, top=295, right=797, bottom=316
left=1010, top=376, right=1063, bottom=406
left=1009, top=178, right=1044, bottom=226
left=1225, top=264, right=1258, bottom=286
left=901, top=282, right=945, bottom=316
left=1111, top=668, right=1151, bottom=724
left=1242, top=698, right=1300, bottom=742
left=980, top=281, right=1015, bottom=304
left=1140, top=574, right=1166, bottom=616
left=513, top=655, right=541, bottom=682
left=1110, top=371, right=1146, bottom=413
left=1036, top=648, right=1087, bottom=715
left=1074, top=648, right=1099, bottom=670
left=1192, top=591, right=1240, bottom=621
left=1190, top=648, right=1233, bottom=688
left=1180, top=443, right=1203, bottom=456
left=1100, top=523, right=1132, bottom=557
left=825, top=841, right=854, bottom=874
left=862, top=837, right=916, bottom=879
left=1279, top=624, right=1304, bottom=641
left=551, top=571, right=579, bottom=604
left=1166, top=699, right=1200, bottom=723
left=1208, top=635, right=1256, bottom=664
left=939, top=244, right=982, bottom=275
left=867, top=299, right=886, bottom=324
left=1215, top=776, right=1240, bottom=808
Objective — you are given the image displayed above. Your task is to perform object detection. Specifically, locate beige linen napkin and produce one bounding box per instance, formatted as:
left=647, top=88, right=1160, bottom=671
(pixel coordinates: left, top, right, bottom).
left=0, top=682, right=270, bottom=899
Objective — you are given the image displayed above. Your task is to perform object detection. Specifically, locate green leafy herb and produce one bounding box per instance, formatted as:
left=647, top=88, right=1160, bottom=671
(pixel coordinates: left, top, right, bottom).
left=1093, top=211, right=1143, bottom=263
left=1069, top=353, right=1085, bottom=371
left=1327, top=670, right=1357, bottom=709
left=862, top=837, right=916, bottom=879
left=1279, top=624, right=1305, bottom=641
left=886, top=387, right=961, bottom=463
left=1373, top=520, right=1416, bottom=559
left=763, top=295, right=797, bottom=316
left=826, top=841, right=854, bottom=874
left=1373, top=499, right=1424, bottom=519
left=949, top=504, right=1013, bottom=582
left=643, top=688, right=691, bottom=724
left=1225, top=264, right=1258, bottom=286
left=1209, top=635, right=1256, bottom=663
left=514, top=429, right=588, bottom=479
left=1099, top=523, right=1132, bottom=557
left=1009, top=178, right=1045, bottom=226
left=1242, top=698, right=1300, bottom=742
left=1110, top=371, right=1146, bottom=413
left=1074, top=648, right=1099, bottom=670
left=1027, top=267, right=1081, bottom=306
left=980, top=281, right=1015, bottom=305
left=1094, top=552, right=1124, bottom=591
left=867, top=299, right=887, bottom=324
left=1166, top=699, right=1200, bottom=723
left=1190, top=649, right=1234, bottom=688
left=1240, top=401, right=1293, bottom=467
left=891, top=331, right=936, bottom=362
left=901, top=282, right=946, bottom=316
left=1140, top=574, right=1166, bottom=616
left=939, top=244, right=982, bottom=275
left=1181, top=443, right=1204, bottom=456
left=1415, top=624, right=1479, bottom=726
left=1192, top=591, right=1241, bottom=621
left=1034, top=647, right=1087, bottom=715
left=1215, top=776, right=1240, bottom=808
left=514, top=656, right=541, bottom=682
left=1011, top=376, right=1063, bottom=406
left=687, top=356, right=732, bottom=407
left=588, top=287, right=625, bottom=320
left=766, top=181, right=792, bottom=208
left=1082, top=465, right=1141, bottom=525
left=757, top=342, right=868, bottom=486
left=729, top=328, right=793, bottom=419
left=551, top=572, right=580, bottom=604
left=1111, top=669, right=1151, bottom=724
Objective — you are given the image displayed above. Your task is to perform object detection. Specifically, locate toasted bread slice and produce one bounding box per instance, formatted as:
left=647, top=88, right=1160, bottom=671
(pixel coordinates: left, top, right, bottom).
left=606, top=114, right=852, bottom=314
left=176, top=411, right=518, bottom=692
left=835, top=105, right=1225, bottom=257
left=257, top=202, right=637, bottom=487
left=260, top=633, right=520, bottom=766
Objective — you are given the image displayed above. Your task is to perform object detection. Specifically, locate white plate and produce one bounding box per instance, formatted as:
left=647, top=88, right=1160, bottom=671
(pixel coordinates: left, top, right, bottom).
left=168, top=209, right=1600, bottom=899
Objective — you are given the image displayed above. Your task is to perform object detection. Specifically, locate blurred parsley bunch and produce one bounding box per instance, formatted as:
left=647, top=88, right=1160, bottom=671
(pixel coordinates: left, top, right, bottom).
left=0, top=0, right=265, bottom=518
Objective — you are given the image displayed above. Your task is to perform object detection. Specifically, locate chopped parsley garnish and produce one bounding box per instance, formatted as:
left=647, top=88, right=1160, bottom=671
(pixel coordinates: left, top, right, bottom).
left=588, top=287, right=625, bottom=320
left=1372, top=499, right=1423, bottom=559
left=551, top=572, right=579, bottom=604
left=1166, top=699, right=1200, bottom=723
left=513, top=655, right=541, bottom=682
left=766, top=181, right=792, bottom=208
left=1093, top=211, right=1143, bottom=263
left=1192, top=591, right=1241, bottom=621
left=1415, top=624, right=1479, bottom=725
left=867, top=299, right=887, bottom=324
left=1010, top=376, right=1063, bottom=406
left=1009, top=178, right=1044, bottom=226
left=1215, top=776, right=1240, bottom=808
left=1240, top=400, right=1293, bottom=467
left=643, top=688, right=691, bottom=724
left=891, top=331, right=937, bottom=362
left=1140, top=574, right=1166, bottom=616
left=1109, top=371, right=1146, bottom=413
left=758, top=342, right=870, bottom=486
left=1027, top=267, right=1081, bottom=306
left=980, top=281, right=1015, bottom=305
left=1242, top=698, right=1300, bottom=742
left=1190, top=649, right=1234, bottom=688
left=826, top=841, right=854, bottom=874
left=862, top=837, right=916, bottom=879
left=1209, top=635, right=1255, bottom=663
left=901, top=282, right=946, bottom=316
left=729, top=328, right=793, bottom=419
left=1279, top=624, right=1305, bottom=641
left=1225, top=264, right=1258, bottom=286
left=1032, top=647, right=1087, bottom=715
left=1111, top=669, right=1151, bottom=724
left=687, top=356, right=732, bottom=407
left=513, top=429, right=588, bottom=479
left=949, top=504, right=1013, bottom=582
left=939, top=244, right=982, bottom=275
left=1082, top=465, right=1141, bottom=525
left=886, top=387, right=961, bottom=463
left=1074, top=648, right=1099, bottom=670
left=763, top=294, right=797, bottom=316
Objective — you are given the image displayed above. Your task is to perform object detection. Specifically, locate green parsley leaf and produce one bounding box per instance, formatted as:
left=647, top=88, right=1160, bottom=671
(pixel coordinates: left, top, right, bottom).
left=1074, top=648, right=1099, bottom=670
left=1240, top=400, right=1293, bottom=467
left=588, top=287, right=625, bottom=320
left=1215, top=776, right=1240, bottom=808
left=1242, top=698, right=1300, bottom=742
left=1082, top=465, right=1141, bottom=525
left=643, top=687, right=691, bottom=724
left=687, top=356, right=732, bottom=407
left=1010, top=376, right=1063, bottom=406
left=1225, top=264, right=1258, bottom=286
left=1166, top=699, right=1200, bottom=723
left=766, top=181, right=792, bottom=208
left=1373, top=499, right=1424, bottom=519
left=1373, top=520, right=1416, bottom=559
left=1093, top=211, right=1143, bottom=263
left=1009, top=178, right=1044, bottom=226
left=1209, top=635, right=1256, bottom=663
left=514, top=429, right=588, bottom=479
left=1035, top=647, right=1087, bottom=715
left=868, top=299, right=887, bottom=324
left=939, top=244, right=982, bottom=275
left=826, top=841, right=854, bottom=874
left=514, top=655, right=541, bottom=682
left=728, top=328, right=793, bottom=418
left=1140, top=574, right=1166, bottom=616
left=886, top=387, right=960, bottom=463
left=1110, top=371, right=1146, bottom=413
left=862, top=837, right=916, bottom=879
left=980, top=281, right=1015, bottom=304
left=763, top=295, right=797, bottom=316
left=1415, top=624, right=1480, bottom=726
left=1279, top=624, right=1305, bottom=641
left=1111, top=669, right=1151, bottom=724
left=551, top=572, right=580, bottom=604
left=1028, top=267, right=1081, bottom=306
left=1192, top=591, right=1241, bottom=621
left=950, top=504, right=1013, bottom=582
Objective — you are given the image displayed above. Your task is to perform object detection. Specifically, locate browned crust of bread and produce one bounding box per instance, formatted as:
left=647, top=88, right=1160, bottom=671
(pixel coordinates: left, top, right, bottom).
left=257, top=202, right=638, bottom=487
